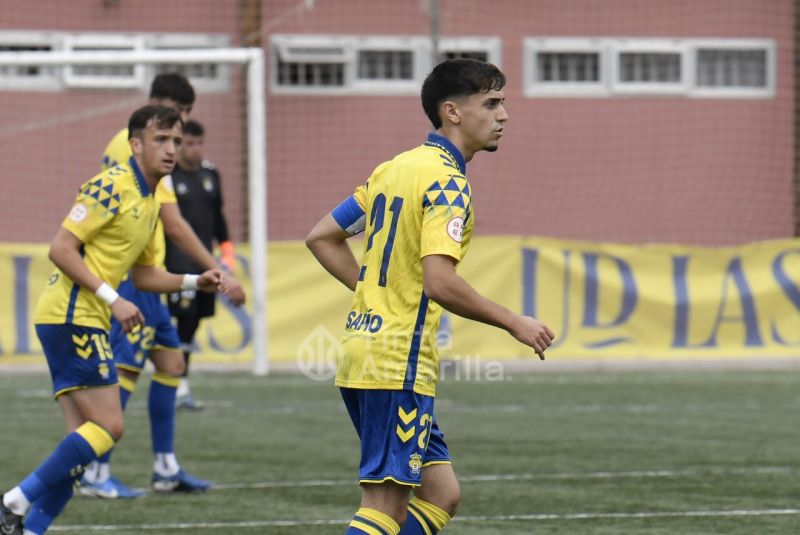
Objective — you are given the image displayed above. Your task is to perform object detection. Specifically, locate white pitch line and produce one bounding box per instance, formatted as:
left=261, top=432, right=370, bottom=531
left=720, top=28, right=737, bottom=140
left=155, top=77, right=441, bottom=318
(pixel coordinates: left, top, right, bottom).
left=211, top=465, right=793, bottom=490
left=49, top=509, right=800, bottom=531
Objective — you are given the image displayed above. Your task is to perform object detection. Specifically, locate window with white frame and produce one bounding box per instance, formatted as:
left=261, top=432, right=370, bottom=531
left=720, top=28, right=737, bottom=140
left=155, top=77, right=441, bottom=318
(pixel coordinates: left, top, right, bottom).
left=439, top=36, right=501, bottom=65
left=0, top=32, right=60, bottom=90
left=63, top=34, right=146, bottom=88
left=524, top=37, right=774, bottom=98
left=0, top=31, right=232, bottom=92
left=611, top=40, right=687, bottom=95
left=693, top=40, right=773, bottom=96
left=271, top=35, right=501, bottom=95
left=523, top=38, right=607, bottom=96
left=148, top=33, right=231, bottom=92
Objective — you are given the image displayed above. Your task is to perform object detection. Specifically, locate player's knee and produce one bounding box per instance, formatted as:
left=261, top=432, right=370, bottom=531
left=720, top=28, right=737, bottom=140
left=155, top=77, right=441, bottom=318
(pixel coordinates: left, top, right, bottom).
left=103, top=417, right=125, bottom=441
left=155, top=353, right=185, bottom=376
left=445, top=486, right=461, bottom=518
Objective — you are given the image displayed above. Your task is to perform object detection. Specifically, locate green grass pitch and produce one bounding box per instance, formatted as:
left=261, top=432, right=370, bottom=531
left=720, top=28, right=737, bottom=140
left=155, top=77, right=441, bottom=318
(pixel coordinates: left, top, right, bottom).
left=0, top=368, right=798, bottom=534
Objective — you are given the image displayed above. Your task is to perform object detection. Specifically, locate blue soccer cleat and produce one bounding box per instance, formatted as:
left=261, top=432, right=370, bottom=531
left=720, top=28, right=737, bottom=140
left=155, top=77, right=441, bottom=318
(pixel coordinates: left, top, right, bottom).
left=0, top=496, right=23, bottom=535
left=77, top=476, right=146, bottom=499
left=152, top=469, right=212, bottom=493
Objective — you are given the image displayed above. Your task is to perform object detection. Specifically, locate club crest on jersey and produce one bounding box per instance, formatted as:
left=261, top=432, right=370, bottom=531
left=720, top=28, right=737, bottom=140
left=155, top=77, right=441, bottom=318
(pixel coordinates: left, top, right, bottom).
left=176, top=182, right=189, bottom=195
left=408, top=453, right=423, bottom=476
left=446, top=216, right=464, bottom=243
left=345, top=309, right=383, bottom=333
left=69, top=203, right=88, bottom=222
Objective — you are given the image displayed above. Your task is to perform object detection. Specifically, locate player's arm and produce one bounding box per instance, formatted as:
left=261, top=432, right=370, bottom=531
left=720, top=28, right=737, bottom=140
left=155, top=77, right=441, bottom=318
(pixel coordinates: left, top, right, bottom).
left=130, top=264, right=222, bottom=295
left=48, top=227, right=144, bottom=332
left=306, top=213, right=360, bottom=291
left=306, top=191, right=367, bottom=291
left=160, top=202, right=246, bottom=305
left=422, top=254, right=555, bottom=360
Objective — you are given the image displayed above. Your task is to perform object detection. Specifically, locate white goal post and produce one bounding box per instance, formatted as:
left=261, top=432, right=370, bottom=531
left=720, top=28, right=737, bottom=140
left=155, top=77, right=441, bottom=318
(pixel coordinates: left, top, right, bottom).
left=0, top=48, right=270, bottom=376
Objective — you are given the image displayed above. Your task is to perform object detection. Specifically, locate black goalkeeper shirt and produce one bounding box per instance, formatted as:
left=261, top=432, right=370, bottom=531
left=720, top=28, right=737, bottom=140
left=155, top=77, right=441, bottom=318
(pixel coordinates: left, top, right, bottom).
left=165, top=160, right=230, bottom=274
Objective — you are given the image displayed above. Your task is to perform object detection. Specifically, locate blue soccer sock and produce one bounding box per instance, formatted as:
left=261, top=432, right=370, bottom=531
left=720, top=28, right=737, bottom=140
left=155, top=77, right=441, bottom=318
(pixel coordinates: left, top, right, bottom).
left=346, top=507, right=401, bottom=534
left=22, top=476, right=74, bottom=535
left=149, top=371, right=179, bottom=455
left=400, top=497, right=451, bottom=534
left=13, top=422, right=114, bottom=511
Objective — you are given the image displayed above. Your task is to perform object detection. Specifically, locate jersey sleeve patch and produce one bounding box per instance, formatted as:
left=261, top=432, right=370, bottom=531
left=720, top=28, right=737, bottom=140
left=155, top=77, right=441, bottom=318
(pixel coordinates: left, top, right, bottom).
left=420, top=175, right=472, bottom=261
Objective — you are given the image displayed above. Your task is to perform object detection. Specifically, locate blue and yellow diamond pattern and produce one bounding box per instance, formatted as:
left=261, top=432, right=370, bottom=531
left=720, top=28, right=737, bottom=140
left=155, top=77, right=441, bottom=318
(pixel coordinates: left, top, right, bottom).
left=422, top=175, right=471, bottom=211
left=79, top=175, right=121, bottom=217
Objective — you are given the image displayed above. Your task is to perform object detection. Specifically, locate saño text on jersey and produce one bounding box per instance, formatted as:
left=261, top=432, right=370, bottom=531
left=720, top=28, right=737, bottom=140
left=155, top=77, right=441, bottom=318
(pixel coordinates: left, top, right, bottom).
left=331, top=133, right=473, bottom=396
left=34, top=157, right=161, bottom=330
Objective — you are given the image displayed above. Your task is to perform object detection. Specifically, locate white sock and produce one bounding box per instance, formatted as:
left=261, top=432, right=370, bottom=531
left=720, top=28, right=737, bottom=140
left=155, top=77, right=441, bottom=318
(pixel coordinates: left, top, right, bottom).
left=96, top=462, right=111, bottom=484
left=154, top=453, right=180, bottom=477
left=176, top=378, right=190, bottom=398
left=3, top=486, right=30, bottom=516
left=82, top=460, right=99, bottom=483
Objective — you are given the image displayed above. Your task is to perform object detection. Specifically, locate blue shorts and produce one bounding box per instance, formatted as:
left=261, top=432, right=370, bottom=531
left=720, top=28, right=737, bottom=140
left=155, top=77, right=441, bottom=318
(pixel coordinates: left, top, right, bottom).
left=36, top=324, right=118, bottom=398
left=110, top=279, right=182, bottom=372
left=340, top=388, right=450, bottom=487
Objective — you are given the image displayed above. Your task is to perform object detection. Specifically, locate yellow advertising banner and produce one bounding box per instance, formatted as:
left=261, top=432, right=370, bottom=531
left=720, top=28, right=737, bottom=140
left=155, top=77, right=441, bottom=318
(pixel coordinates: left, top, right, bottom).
left=2, top=237, right=800, bottom=366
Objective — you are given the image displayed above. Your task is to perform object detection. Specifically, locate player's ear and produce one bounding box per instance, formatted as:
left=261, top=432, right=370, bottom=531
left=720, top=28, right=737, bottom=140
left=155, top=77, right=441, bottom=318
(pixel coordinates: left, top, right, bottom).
left=128, top=136, right=143, bottom=156
left=441, top=100, right=461, bottom=126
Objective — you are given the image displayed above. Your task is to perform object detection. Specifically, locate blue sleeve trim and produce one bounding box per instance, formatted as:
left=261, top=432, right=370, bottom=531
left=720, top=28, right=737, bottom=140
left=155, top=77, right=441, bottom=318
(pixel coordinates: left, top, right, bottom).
left=331, top=195, right=366, bottom=235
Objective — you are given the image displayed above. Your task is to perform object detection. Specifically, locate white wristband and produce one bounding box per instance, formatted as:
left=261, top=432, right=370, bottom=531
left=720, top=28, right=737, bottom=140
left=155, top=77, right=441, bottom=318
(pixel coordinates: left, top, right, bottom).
left=181, top=274, right=200, bottom=291
left=95, top=282, right=119, bottom=305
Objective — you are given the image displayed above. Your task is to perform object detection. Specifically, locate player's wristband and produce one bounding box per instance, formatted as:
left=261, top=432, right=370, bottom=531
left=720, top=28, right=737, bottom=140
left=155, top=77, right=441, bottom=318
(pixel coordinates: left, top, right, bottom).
left=95, top=282, right=119, bottom=305
left=181, top=274, right=200, bottom=291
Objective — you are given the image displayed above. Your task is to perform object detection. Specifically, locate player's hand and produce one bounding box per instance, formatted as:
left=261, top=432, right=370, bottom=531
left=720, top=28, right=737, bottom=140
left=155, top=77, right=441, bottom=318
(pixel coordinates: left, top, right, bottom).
left=509, top=315, right=555, bottom=360
left=197, top=269, right=223, bottom=293
left=110, top=298, right=144, bottom=333
left=222, top=275, right=246, bottom=306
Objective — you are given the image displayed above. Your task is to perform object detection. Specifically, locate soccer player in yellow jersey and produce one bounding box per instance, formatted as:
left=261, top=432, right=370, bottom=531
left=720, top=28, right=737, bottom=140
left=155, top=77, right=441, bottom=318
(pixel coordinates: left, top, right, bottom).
left=0, top=105, right=223, bottom=535
left=306, top=59, right=555, bottom=534
left=78, top=73, right=245, bottom=500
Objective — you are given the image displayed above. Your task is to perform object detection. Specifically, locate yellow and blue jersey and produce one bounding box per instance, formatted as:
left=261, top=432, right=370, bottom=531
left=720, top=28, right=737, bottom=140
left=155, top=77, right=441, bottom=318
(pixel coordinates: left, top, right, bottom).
left=102, top=126, right=177, bottom=266
left=34, top=157, right=161, bottom=330
left=331, top=133, right=474, bottom=397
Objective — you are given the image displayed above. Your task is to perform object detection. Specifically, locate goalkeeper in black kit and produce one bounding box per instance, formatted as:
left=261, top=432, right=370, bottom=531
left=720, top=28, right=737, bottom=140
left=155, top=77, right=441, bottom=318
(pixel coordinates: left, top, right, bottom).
left=164, top=119, right=240, bottom=411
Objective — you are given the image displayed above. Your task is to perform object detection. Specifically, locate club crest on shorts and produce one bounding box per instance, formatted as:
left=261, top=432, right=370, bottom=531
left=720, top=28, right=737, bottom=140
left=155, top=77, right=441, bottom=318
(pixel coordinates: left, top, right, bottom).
left=98, top=363, right=110, bottom=380
left=409, top=452, right=423, bottom=476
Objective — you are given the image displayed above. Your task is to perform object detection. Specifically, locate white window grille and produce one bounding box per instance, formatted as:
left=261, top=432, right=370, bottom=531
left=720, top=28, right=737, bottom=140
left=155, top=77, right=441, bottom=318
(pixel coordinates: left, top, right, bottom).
left=271, top=35, right=502, bottom=95
left=0, top=31, right=232, bottom=92
left=63, top=34, right=146, bottom=88
left=524, top=38, right=608, bottom=97
left=0, top=31, right=60, bottom=90
left=524, top=37, right=775, bottom=99
left=691, top=39, right=774, bottom=97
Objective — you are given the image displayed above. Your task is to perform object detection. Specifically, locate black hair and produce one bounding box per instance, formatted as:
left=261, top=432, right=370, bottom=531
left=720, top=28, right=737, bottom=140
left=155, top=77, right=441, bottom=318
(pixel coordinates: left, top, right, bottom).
left=421, top=58, right=506, bottom=129
left=149, top=72, right=195, bottom=106
left=128, top=105, right=183, bottom=139
left=183, top=119, right=204, bottom=137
